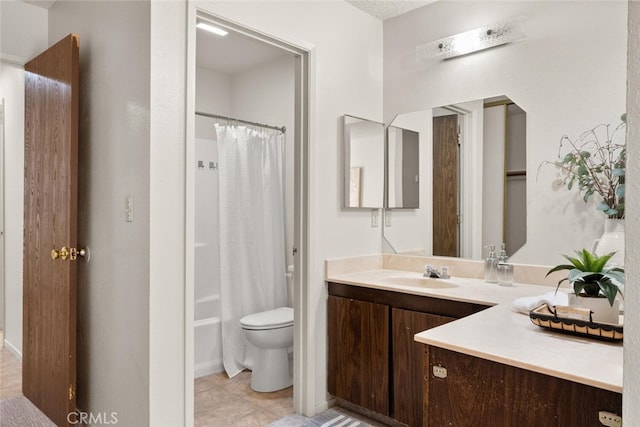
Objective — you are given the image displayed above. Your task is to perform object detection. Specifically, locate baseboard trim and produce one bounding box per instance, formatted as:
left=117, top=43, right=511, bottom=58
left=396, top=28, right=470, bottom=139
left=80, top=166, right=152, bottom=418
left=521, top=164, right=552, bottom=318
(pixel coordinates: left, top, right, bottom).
left=314, top=398, right=334, bottom=416
left=3, top=338, right=22, bottom=361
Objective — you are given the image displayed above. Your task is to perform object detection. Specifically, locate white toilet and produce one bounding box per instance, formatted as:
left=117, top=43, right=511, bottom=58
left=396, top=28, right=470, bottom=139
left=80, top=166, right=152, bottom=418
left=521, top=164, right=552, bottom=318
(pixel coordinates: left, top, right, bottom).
left=240, top=306, right=294, bottom=392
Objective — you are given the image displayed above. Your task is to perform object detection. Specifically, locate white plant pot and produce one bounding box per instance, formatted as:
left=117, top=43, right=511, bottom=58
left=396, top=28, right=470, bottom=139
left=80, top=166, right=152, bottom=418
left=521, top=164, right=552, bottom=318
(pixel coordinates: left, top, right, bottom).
left=568, top=293, right=620, bottom=324
left=591, top=218, right=625, bottom=267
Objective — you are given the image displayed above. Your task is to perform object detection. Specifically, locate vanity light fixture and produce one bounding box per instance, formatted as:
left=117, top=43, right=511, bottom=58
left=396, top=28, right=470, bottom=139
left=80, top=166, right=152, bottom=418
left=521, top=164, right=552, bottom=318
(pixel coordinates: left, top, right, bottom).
left=416, top=16, right=525, bottom=61
left=196, top=22, right=229, bottom=37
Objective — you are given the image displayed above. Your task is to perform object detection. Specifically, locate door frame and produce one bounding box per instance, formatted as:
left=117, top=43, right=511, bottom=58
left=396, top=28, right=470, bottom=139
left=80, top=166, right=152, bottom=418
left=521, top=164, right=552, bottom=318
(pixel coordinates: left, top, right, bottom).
left=185, top=4, right=313, bottom=425
left=440, top=103, right=483, bottom=259
left=0, top=98, right=5, bottom=331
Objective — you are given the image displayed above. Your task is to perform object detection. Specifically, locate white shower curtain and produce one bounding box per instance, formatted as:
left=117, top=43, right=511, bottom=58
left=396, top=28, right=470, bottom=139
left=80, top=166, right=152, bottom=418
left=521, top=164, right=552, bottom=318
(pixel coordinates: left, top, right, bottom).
left=215, top=123, right=288, bottom=379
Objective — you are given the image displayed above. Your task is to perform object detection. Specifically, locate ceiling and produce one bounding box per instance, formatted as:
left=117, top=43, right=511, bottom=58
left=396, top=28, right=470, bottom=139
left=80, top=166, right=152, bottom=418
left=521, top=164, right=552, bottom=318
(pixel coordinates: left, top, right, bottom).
left=197, top=0, right=436, bottom=74
left=30, top=0, right=433, bottom=74
left=344, top=0, right=435, bottom=21
left=21, top=0, right=56, bottom=9
left=196, top=26, right=287, bottom=75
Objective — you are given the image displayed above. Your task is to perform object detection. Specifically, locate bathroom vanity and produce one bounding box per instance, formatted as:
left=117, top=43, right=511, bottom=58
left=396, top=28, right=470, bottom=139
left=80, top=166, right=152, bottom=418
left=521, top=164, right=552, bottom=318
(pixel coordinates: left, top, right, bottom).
left=326, top=255, right=623, bottom=426
left=328, top=282, right=488, bottom=426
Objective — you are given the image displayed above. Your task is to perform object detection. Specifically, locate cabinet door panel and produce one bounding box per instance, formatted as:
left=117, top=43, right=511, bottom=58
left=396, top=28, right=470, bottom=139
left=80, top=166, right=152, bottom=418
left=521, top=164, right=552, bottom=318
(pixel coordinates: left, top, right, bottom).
left=427, top=347, right=622, bottom=427
left=428, top=347, right=507, bottom=425
left=393, top=309, right=454, bottom=427
left=328, top=295, right=389, bottom=415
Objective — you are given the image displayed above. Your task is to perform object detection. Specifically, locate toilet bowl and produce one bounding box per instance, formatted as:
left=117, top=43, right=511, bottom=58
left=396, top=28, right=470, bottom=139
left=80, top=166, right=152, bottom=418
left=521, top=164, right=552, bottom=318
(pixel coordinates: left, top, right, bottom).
left=240, top=307, right=294, bottom=392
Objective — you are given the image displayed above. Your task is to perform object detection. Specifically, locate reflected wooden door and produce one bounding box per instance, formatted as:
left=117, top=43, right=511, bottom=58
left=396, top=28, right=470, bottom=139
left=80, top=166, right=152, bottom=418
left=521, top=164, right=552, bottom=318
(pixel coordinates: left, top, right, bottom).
left=433, top=114, right=459, bottom=257
left=23, top=34, right=79, bottom=427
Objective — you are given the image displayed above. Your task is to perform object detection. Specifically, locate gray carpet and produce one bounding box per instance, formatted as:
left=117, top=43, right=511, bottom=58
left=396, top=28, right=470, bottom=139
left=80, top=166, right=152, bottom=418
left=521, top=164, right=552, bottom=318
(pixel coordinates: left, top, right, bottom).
left=269, top=408, right=371, bottom=427
left=0, top=396, right=55, bottom=427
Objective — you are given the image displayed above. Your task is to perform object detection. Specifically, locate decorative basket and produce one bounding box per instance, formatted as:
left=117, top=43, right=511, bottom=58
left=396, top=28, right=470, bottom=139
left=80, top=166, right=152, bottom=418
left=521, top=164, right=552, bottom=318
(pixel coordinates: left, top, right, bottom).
left=529, top=304, right=623, bottom=342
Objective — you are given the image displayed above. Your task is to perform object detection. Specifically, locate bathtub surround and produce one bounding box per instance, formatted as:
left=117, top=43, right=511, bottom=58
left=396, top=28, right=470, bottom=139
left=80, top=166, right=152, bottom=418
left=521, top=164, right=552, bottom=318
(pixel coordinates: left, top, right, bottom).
left=194, top=134, right=222, bottom=378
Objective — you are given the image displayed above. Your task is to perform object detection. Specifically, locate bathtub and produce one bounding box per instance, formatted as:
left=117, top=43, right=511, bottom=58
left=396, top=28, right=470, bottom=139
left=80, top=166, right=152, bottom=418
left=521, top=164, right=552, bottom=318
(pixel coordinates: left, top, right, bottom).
left=194, top=294, right=223, bottom=378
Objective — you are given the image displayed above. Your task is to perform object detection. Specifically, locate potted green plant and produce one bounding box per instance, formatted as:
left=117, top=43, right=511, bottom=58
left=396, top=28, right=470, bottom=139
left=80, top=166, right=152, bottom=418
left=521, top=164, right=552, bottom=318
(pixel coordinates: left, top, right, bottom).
left=546, top=248, right=624, bottom=324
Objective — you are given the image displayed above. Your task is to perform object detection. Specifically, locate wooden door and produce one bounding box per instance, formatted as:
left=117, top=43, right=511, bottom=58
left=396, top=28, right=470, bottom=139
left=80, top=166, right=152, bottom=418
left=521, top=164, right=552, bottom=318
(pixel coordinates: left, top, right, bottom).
left=327, top=295, right=389, bottom=415
left=433, top=115, right=459, bottom=257
left=23, top=34, right=79, bottom=427
left=392, top=308, right=454, bottom=427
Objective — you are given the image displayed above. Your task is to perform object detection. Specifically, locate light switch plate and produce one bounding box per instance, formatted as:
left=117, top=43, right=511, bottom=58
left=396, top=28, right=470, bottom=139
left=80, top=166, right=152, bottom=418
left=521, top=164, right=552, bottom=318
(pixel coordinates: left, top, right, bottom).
left=371, top=209, right=378, bottom=228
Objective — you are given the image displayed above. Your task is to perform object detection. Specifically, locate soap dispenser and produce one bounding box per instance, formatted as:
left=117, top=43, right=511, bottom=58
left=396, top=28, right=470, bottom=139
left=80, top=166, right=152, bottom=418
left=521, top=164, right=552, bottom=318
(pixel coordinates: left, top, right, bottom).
left=498, top=243, right=508, bottom=264
left=485, top=244, right=498, bottom=283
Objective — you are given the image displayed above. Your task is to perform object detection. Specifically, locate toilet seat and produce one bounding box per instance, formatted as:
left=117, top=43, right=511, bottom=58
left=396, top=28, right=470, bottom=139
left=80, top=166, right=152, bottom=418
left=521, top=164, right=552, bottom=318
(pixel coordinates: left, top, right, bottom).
left=240, top=307, right=293, bottom=330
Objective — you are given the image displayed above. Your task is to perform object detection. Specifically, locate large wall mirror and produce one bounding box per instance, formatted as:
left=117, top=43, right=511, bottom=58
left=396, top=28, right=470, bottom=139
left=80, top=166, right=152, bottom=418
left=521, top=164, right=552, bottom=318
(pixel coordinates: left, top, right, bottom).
left=343, top=115, right=385, bottom=208
left=382, top=1, right=627, bottom=265
left=384, top=97, right=526, bottom=258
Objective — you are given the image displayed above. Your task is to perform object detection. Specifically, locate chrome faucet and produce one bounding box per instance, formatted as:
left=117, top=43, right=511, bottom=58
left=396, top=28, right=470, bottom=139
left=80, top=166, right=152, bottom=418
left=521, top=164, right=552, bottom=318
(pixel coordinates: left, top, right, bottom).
left=423, top=265, right=451, bottom=279
left=423, top=265, right=441, bottom=278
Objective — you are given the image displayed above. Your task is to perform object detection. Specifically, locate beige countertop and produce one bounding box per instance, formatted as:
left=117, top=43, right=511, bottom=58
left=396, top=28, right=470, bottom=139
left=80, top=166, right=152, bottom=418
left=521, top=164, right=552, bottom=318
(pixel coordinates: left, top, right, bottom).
left=326, top=258, right=623, bottom=393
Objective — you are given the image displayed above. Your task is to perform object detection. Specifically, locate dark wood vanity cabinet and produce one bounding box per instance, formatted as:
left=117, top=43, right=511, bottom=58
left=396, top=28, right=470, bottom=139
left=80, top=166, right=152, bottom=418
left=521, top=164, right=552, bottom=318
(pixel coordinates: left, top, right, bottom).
left=426, top=346, right=622, bottom=427
left=327, top=282, right=488, bottom=426
left=327, top=295, right=390, bottom=415
left=392, top=308, right=454, bottom=427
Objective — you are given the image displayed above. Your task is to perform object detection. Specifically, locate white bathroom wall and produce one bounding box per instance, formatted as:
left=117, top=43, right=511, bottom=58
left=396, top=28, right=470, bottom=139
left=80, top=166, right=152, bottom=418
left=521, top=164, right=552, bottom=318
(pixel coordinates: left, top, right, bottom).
left=0, top=63, right=25, bottom=357
left=195, top=66, right=231, bottom=139
left=624, top=2, right=640, bottom=425
left=384, top=1, right=627, bottom=265
left=48, top=1, right=151, bottom=425
left=0, top=0, right=49, bottom=357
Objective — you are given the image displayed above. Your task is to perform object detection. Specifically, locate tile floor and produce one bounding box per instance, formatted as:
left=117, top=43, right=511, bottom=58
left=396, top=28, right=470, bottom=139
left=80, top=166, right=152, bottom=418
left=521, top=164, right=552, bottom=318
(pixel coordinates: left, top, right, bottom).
left=1, top=333, right=377, bottom=427
left=194, top=370, right=294, bottom=426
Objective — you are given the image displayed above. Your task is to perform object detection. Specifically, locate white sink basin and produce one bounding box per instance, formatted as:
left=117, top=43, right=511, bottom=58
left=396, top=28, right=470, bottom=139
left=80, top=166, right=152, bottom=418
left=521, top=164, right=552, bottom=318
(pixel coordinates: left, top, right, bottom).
left=382, top=276, right=458, bottom=289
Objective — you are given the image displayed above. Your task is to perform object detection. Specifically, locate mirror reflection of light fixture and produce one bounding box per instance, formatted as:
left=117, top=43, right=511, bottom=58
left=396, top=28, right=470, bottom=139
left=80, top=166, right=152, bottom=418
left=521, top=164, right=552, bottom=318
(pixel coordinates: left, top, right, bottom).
left=196, top=22, right=229, bottom=37
left=416, top=16, right=526, bottom=61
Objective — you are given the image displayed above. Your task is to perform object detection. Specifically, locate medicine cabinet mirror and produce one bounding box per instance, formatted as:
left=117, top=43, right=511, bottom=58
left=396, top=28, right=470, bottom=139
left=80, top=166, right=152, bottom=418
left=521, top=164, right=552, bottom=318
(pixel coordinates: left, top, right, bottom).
left=343, top=115, right=385, bottom=208
left=386, top=126, right=420, bottom=209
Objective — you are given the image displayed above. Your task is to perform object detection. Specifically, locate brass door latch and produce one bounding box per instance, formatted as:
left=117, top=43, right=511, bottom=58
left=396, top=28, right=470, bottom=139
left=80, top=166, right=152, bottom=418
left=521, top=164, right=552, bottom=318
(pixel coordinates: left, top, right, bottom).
left=51, top=246, right=86, bottom=261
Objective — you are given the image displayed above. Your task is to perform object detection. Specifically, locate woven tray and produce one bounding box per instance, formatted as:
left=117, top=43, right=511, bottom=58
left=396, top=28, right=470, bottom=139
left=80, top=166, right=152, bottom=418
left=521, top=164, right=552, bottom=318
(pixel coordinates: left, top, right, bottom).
left=529, top=304, right=623, bottom=342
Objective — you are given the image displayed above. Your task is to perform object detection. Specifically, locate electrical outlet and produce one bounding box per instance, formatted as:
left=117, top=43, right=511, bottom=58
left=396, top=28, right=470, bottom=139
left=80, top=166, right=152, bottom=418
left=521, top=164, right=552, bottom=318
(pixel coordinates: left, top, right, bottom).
left=371, top=209, right=378, bottom=228
left=598, top=411, right=622, bottom=427
left=432, top=366, right=447, bottom=379
left=384, top=210, right=392, bottom=227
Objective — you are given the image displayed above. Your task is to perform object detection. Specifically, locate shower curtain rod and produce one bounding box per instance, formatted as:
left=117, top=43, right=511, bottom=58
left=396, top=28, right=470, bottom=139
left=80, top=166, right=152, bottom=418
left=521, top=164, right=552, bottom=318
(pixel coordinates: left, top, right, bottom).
left=195, top=111, right=286, bottom=133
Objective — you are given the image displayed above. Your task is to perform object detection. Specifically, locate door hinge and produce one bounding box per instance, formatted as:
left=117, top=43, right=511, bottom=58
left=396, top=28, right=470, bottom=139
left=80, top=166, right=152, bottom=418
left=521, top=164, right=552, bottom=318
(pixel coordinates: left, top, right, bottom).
left=69, top=384, right=75, bottom=400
